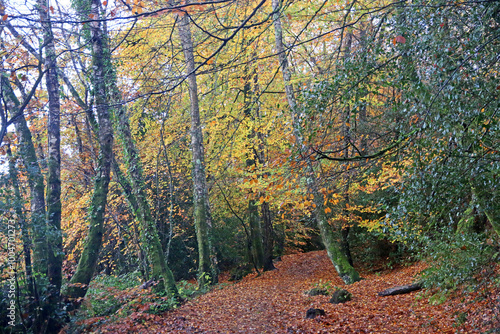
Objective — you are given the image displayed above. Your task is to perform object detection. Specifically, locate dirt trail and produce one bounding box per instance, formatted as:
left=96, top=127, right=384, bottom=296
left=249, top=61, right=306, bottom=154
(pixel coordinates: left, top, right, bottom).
left=153, top=251, right=457, bottom=333
left=84, top=250, right=499, bottom=333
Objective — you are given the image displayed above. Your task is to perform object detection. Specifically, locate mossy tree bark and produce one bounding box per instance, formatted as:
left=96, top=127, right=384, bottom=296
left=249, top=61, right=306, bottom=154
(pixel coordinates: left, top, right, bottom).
left=1, top=76, right=48, bottom=279
left=37, top=0, right=63, bottom=297
left=177, top=9, right=218, bottom=286
left=340, top=33, right=354, bottom=267
left=66, top=0, right=114, bottom=299
left=6, top=143, right=34, bottom=295
left=272, top=0, right=360, bottom=284
left=112, top=97, right=179, bottom=298
left=1, top=72, right=55, bottom=332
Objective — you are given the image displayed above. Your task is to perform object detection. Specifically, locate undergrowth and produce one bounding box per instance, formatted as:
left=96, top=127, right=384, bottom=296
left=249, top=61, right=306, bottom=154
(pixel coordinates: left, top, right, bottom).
left=63, top=272, right=206, bottom=333
left=417, top=232, right=499, bottom=305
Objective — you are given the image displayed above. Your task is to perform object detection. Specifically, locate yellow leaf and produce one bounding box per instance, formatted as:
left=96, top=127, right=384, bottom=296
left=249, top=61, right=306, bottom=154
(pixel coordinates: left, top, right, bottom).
left=324, top=207, right=332, bottom=214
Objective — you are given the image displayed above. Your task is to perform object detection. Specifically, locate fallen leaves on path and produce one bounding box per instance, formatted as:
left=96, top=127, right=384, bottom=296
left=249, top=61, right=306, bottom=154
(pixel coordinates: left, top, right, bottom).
left=78, top=251, right=499, bottom=333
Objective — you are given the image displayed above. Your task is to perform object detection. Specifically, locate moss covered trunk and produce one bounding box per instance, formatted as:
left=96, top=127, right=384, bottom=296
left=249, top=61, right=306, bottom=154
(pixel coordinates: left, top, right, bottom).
left=38, top=0, right=63, bottom=296
left=112, top=99, right=179, bottom=298
left=66, top=0, right=113, bottom=299
left=272, top=0, right=360, bottom=284
left=177, top=9, right=218, bottom=286
left=6, top=144, right=34, bottom=295
left=2, top=76, right=48, bottom=279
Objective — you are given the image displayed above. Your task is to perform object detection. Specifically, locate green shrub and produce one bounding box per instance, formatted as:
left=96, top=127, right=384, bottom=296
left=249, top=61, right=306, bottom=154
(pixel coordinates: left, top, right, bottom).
left=418, top=231, right=498, bottom=298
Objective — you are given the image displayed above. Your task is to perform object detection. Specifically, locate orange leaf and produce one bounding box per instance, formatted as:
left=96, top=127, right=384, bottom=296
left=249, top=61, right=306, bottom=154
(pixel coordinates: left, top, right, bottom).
left=103, top=0, right=107, bottom=5
left=50, top=6, right=54, bottom=13
left=2, top=14, right=7, bottom=21
left=395, top=35, right=406, bottom=44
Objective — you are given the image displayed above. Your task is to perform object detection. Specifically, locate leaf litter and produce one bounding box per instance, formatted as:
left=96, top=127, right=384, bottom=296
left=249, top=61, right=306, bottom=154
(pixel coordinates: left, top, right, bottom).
left=75, top=250, right=499, bottom=333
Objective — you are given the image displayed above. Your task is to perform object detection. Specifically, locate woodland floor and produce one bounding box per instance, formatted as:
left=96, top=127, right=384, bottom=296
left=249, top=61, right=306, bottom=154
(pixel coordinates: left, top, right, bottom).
left=70, top=251, right=500, bottom=333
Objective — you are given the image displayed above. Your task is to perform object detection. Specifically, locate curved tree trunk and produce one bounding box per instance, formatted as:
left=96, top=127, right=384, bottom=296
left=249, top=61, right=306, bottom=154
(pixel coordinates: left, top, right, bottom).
left=272, top=0, right=360, bottom=284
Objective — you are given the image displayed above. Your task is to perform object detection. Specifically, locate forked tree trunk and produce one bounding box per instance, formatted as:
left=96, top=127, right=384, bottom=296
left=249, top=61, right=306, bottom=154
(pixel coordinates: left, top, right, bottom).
left=66, top=0, right=114, bottom=299
left=272, top=0, right=360, bottom=284
left=112, top=98, right=179, bottom=298
left=177, top=9, right=218, bottom=286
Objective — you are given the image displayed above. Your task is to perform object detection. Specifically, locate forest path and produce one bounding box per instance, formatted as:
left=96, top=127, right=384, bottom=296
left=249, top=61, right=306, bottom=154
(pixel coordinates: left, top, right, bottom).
left=152, top=251, right=457, bottom=333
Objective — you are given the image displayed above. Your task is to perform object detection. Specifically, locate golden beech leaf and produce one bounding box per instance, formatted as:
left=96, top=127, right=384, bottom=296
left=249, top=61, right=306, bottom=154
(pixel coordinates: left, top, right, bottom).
left=324, top=207, right=332, bottom=214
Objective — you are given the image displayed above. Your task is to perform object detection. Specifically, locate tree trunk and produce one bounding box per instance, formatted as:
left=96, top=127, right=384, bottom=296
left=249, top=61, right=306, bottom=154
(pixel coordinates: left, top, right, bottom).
left=112, top=99, right=179, bottom=298
left=66, top=0, right=114, bottom=299
left=1, top=76, right=48, bottom=279
left=261, top=201, right=276, bottom=271
left=6, top=143, right=34, bottom=295
left=248, top=199, right=264, bottom=269
left=272, top=0, right=360, bottom=284
left=242, top=63, right=264, bottom=270
left=378, top=283, right=422, bottom=296
left=177, top=10, right=218, bottom=286
left=341, top=33, right=354, bottom=267
left=37, top=0, right=63, bottom=297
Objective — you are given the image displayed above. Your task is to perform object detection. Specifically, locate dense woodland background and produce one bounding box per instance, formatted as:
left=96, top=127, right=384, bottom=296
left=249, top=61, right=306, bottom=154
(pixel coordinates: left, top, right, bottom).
left=0, top=0, right=499, bottom=332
